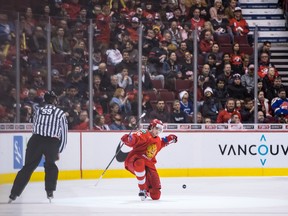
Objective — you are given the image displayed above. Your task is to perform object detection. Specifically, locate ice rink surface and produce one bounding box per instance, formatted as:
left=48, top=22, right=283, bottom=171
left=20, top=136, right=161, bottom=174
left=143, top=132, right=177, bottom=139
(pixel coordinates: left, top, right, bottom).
left=0, top=177, right=288, bottom=216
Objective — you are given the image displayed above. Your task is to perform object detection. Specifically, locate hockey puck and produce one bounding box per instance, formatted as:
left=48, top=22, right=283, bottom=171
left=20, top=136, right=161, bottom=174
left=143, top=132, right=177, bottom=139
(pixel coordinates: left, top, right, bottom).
left=182, top=184, right=186, bottom=189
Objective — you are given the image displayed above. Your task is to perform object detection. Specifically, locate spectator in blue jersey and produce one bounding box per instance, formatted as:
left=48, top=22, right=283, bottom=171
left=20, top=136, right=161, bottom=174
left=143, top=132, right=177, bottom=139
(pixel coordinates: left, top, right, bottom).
left=271, top=88, right=288, bottom=117
left=179, top=90, right=193, bottom=118
left=9, top=91, right=68, bottom=203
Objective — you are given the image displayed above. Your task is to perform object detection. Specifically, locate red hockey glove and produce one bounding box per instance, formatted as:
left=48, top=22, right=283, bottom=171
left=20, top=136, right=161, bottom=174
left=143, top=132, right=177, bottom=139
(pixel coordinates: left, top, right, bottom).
left=121, top=134, right=132, bottom=145
left=162, top=134, right=178, bottom=145
left=168, top=134, right=177, bottom=143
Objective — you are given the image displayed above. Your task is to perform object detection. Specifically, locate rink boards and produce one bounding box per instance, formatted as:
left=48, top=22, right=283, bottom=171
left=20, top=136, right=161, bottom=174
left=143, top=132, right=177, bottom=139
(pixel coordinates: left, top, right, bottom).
left=1, top=130, right=288, bottom=184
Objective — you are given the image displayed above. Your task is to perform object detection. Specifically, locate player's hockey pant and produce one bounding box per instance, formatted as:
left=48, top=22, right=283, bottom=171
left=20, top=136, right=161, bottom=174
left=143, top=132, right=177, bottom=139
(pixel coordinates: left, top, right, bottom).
left=133, top=158, right=161, bottom=200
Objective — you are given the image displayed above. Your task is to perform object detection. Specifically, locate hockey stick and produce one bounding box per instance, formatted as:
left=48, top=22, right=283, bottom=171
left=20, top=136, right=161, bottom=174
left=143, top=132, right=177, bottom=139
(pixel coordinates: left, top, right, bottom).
left=95, top=112, right=146, bottom=186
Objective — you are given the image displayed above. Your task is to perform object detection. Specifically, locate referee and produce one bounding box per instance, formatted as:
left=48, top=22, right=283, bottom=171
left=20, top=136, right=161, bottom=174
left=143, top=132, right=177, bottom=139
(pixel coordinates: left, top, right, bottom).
left=9, top=90, right=68, bottom=203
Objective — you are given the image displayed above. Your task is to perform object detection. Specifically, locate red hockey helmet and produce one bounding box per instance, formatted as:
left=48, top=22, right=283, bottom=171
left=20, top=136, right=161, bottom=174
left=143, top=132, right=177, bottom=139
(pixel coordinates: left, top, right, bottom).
left=149, top=119, right=164, bottom=133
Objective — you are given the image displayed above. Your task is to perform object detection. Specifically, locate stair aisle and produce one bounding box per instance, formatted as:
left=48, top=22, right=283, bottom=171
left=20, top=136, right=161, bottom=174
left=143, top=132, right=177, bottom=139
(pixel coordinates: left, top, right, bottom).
left=239, top=0, right=288, bottom=43
left=239, top=0, right=288, bottom=85
left=270, top=46, right=288, bottom=86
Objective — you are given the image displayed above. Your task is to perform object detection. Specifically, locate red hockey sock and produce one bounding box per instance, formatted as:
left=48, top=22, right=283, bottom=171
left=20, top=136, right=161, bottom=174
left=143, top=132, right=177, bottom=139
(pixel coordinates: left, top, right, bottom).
left=133, top=159, right=146, bottom=190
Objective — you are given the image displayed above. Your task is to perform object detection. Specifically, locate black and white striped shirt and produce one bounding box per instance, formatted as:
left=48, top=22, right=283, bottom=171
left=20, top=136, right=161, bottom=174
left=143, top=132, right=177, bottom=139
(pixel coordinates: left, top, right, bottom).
left=33, top=104, right=68, bottom=153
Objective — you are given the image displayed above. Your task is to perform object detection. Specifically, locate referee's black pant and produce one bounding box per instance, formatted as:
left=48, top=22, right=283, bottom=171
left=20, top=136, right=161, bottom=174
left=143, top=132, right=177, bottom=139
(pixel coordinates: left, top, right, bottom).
left=11, top=134, right=61, bottom=196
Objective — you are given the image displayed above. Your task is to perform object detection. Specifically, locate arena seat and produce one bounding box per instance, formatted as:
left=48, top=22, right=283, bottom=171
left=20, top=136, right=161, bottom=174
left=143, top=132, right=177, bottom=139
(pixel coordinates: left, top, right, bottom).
left=151, top=79, right=164, bottom=90
left=215, top=34, right=232, bottom=47
left=197, top=55, right=205, bottom=66
left=158, top=91, right=175, bottom=101
left=234, top=35, right=249, bottom=46
left=143, top=91, right=158, bottom=101
left=175, top=79, right=193, bottom=92
left=220, top=45, right=233, bottom=54
left=240, top=45, right=254, bottom=56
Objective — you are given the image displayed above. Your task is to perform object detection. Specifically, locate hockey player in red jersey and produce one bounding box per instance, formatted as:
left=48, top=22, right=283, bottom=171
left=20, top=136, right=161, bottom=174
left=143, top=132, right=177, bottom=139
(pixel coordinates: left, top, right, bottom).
left=121, top=119, right=177, bottom=201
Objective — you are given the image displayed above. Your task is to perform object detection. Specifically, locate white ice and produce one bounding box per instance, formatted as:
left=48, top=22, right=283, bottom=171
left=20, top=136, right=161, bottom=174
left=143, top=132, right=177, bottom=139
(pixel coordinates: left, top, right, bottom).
left=0, top=177, right=288, bottom=216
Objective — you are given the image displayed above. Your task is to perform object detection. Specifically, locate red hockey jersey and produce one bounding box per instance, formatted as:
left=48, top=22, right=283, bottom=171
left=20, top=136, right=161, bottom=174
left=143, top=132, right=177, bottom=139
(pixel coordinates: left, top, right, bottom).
left=124, top=129, right=166, bottom=170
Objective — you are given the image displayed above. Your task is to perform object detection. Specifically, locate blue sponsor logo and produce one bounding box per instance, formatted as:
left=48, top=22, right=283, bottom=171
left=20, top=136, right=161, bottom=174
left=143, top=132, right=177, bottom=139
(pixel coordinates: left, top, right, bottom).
left=13, top=136, right=23, bottom=169
left=218, top=134, right=288, bottom=167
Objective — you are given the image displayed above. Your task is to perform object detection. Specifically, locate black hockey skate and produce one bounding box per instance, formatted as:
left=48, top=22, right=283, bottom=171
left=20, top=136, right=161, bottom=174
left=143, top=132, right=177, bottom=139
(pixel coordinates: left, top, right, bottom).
left=46, top=191, right=54, bottom=203
left=138, top=190, right=147, bottom=201
left=8, top=194, right=17, bottom=203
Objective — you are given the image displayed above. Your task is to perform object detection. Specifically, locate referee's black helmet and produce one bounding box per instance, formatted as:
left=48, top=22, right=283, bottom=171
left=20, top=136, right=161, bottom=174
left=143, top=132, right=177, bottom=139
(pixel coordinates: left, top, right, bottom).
left=44, top=90, right=58, bottom=104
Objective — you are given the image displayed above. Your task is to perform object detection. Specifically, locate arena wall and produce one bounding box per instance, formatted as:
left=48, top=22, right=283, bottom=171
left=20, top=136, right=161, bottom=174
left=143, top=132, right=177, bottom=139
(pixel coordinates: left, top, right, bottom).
left=1, top=129, right=288, bottom=184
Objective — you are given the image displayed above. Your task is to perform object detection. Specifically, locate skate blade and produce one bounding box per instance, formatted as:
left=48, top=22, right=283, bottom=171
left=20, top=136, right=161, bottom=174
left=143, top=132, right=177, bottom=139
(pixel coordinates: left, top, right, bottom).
left=48, top=197, right=52, bottom=203
left=8, top=199, right=13, bottom=204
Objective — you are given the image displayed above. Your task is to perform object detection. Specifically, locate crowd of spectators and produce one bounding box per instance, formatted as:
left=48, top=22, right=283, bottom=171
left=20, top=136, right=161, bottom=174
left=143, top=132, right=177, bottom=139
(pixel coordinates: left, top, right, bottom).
left=0, top=0, right=287, bottom=129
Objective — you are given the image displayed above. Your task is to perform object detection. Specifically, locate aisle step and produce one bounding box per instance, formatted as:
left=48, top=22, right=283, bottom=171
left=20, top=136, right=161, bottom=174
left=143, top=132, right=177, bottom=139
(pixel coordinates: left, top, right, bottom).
left=240, top=4, right=278, bottom=9
left=271, top=53, right=288, bottom=57
left=243, top=15, right=284, bottom=19
left=246, top=19, right=286, bottom=27
left=239, top=0, right=278, bottom=3
left=249, top=27, right=287, bottom=31
left=270, top=59, right=288, bottom=63
left=242, top=8, right=283, bottom=15
left=249, top=31, right=288, bottom=43
left=242, top=8, right=284, bottom=20
left=276, top=65, right=288, bottom=69
left=270, top=46, right=288, bottom=51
